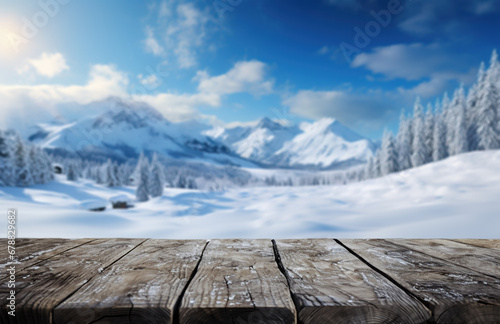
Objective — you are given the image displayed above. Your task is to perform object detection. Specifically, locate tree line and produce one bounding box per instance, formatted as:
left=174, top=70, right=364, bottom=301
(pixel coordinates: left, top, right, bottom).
left=366, top=50, right=500, bottom=179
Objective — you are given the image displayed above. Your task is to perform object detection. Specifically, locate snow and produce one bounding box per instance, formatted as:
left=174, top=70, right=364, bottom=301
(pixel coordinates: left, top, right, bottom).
left=109, top=195, right=131, bottom=203
left=0, top=150, right=499, bottom=239
left=79, top=200, right=107, bottom=210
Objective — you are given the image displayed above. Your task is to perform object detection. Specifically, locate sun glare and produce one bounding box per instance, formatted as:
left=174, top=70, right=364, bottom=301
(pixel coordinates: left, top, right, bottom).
left=0, top=19, right=23, bottom=61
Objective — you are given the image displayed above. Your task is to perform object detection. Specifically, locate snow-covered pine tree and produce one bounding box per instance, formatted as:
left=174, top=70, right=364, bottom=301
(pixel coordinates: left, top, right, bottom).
left=113, top=162, right=121, bottom=186
left=13, top=135, right=33, bottom=187
left=433, top=112, right=447, bottom=162
left=149, top=153, right=165, bottom=198
left=451, top=86, right=469, bottom=155
left=396, top=110, right=412, bottom=170
left=466, top=62, right=486, bottom=151
left=28, top=146, right=42, bottom=184
left=380, top=130, right=398, bottom=175
left=424, top=103, right=435, bottom=163
left=105, top=159, right=119, bottom=187
left=135, top=153, right=150, bottom=202
left=411, top=97, right=427, bottom=167
left=187, top=178, right=197, bottom=189
left=0, top=130, right=14, bottom=186
left=95, top=165, right=104, bottom=184
left=40, top=149, right=54, bottom=183
left=364, top=156, right=375, bottom=179
left=476, top=54, right=500, bottom=150
left=372, top=149, right=382, bottom=178
left=441, top=92, right=451, bottom=155
left=66, top=162, right=78, bottom=181
left=176, top=173, right=187, bottom=188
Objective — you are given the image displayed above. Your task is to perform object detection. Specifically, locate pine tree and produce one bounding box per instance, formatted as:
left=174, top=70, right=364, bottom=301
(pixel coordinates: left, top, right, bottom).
left=95, top=165, right=104, bottom=184
left=149, top=153, right=165, bottom=198
left=41, top=150, right=54, bottom=183
left=411, top=98, right=427, bottom=167
left=396, top=110, right=412, bottom=170
left=476, top=56, right=500, bottom=150
left=135, top=153, right=150, bottom=202
left=105, top=159, right=119, bottom=187
left=13, top=135, right=33, bottom=187
left=66, top=162, right=78, bottom=181
left=365, top=156, right=375, bottom=179
left=451, top=86, right=468, bottom=155
left=466, top=62, right=486, bottom=151
left=28, top=146, right=42, bottom=184
left=372, top=150, right=382, bottom=178
left=0, top=130, right=14, bottom=186
left=424, top=103, right=435, bottom=163
left=380, top=130, right=398, bottom=175
left=433, top=113, right=447, bottom=161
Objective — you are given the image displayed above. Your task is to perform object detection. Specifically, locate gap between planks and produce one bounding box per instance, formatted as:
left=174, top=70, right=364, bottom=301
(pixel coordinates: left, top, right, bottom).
left=49, top=238, right=150, bottom=323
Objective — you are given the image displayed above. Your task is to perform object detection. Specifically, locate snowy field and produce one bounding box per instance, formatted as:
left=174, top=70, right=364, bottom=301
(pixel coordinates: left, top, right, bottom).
left=1, top=150, right=499, bottom=239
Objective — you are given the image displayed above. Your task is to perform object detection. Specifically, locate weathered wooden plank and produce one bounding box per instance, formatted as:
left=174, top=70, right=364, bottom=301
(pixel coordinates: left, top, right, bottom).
left=339, top=239, right=500, bottom=323
left=53, top=239, right=207, bottom=324
left=385, top=239, right=500, bottom=279
left=275, top=239, right=431, bottom=323
left=0, top=238, right=144, bottom=324
left=0, top=238, right=94, bottom=273
left=453, top=239, right=500, bottom=250
left=179, top=239, right=296, bottom=324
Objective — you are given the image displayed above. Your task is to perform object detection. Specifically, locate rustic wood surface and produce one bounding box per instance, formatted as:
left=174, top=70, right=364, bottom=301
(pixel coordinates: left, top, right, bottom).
left=0, top=238, right=499, bottom=324
left=453, top=239, right=500, bottom=250
left=385, top=239, right=500, bottom=279
left=179, top=239, right=296, bottom=324
left=0, top=238, right=144, bottom=324
left=275, top=239, right=431, bottom=324
left=339, top=239, right=500, bottom=323
left=0, top=238, right=94, bottom=274
left=53, top=239, right=207, bottom=324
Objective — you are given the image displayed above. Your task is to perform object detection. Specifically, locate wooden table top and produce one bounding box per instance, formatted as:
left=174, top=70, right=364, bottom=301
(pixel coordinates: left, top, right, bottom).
left=1, top=238, right=499, bottom=323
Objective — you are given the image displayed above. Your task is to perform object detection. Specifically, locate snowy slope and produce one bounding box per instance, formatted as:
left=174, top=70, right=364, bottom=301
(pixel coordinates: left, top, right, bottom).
left=2, top=150, right=499, bottom=239
left=210, top=117, right=375, bottom=169
left=30, top=98, right=258, bottom=167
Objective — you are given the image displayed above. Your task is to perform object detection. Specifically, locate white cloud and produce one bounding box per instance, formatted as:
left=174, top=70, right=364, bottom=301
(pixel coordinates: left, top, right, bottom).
left=398, top=0, right=500, bottom=36
left=143, top=26, right=164, bottom=56
left=352, top=43, right=477, bottom=98
left=196, top=60, right=273, bottom=95
left=352, top=43, right=448, bottom=81
left=0, top=59, right=277, bottom=129
left=144, top=1, right=214, bottom=69
left=135, top=92, right=220, bottom=122
left=283, top=88, right=394, bottom=129
left=138, top=73, right=161, bottom=88
left=0, top=64, right=128, bottom=130
left=20, top=52, right=69, bottom=78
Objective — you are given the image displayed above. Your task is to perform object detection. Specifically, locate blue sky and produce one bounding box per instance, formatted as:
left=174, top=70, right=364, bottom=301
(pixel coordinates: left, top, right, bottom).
left=0, top=0, right=499, bottom=139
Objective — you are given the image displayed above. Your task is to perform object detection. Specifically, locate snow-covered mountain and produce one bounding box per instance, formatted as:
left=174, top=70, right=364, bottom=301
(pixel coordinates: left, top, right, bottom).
left=210, top=117, right=375, bottom=169
left=28, top=98, right=375, bottom=169
left=29, top=98, right=258, bottom=167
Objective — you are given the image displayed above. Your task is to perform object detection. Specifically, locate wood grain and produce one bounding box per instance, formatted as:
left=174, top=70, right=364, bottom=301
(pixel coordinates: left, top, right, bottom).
left=0, top=238, right=94, bottom=273
left=275, top=239, right=431, bottom=323
left=53, top=239, right=207, bottom=324
left=385, top=239, right=500, bottom=279
left=339, top=239, right=500, bottom=323
left=453, top=239, right=500, bottom=250
left=179, top=239, right=296, bottom=324
left=0, top=238, right=144, bottom=324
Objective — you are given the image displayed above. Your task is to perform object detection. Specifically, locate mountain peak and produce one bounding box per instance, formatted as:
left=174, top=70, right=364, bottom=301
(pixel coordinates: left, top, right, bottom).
left=256, top=117, right=283, bottom=130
